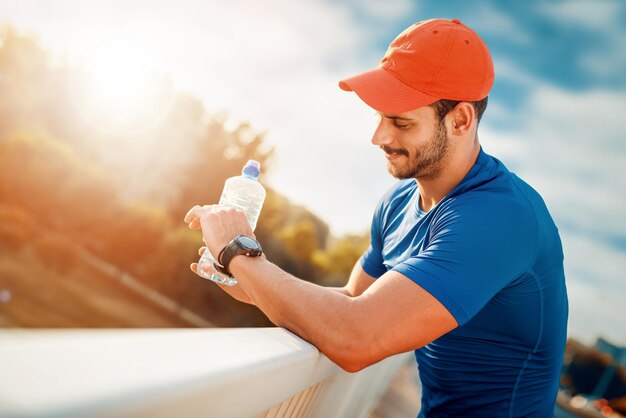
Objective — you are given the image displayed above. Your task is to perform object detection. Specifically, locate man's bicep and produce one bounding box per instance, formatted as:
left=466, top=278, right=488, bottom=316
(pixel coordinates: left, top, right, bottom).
left=354, top=270, right=458, bottom=361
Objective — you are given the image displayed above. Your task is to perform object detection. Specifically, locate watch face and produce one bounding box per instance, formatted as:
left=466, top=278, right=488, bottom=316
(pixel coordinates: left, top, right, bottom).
left=238, top=235, right=260, bottom=250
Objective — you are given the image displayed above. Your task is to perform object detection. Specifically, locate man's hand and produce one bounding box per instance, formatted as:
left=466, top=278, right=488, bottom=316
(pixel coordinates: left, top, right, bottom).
left=184, top=204, right=254, bottom=258
left=190, top=246, right=254, bottom=305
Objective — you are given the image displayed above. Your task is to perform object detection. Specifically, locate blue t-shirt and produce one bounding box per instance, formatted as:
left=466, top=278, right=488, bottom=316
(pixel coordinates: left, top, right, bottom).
left=361, top=147, right=568, bottom=418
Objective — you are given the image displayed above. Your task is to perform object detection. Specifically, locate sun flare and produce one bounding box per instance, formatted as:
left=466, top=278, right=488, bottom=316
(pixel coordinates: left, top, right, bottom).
left=70, top=40, right=173, bottom=135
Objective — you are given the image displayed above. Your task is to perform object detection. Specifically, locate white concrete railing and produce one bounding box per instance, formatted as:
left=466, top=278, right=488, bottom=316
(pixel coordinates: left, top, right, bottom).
left=0, top=328, right=412, bottom=418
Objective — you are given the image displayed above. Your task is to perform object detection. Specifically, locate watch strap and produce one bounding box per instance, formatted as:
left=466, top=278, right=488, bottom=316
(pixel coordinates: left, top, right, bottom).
left=218, top=235, right=263, bottom=277
left=213, top=261, right=232, bottom=278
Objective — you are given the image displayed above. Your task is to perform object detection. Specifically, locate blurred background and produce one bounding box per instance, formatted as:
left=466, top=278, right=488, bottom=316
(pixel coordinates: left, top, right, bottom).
left=0, top=0, right=624, bottom=416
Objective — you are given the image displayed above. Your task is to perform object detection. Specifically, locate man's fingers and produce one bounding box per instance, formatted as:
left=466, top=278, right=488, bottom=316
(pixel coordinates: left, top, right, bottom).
left=191, top=259, right=217, bottom=277
left=190, top=261, right=213, bottom=275
left=185, top=205, right=224, bottom=230
left=188, top=217, right=202, bottom=230
left=198, top=246, right=207, bottom=256
left=183, top=205, right=202, bottom=223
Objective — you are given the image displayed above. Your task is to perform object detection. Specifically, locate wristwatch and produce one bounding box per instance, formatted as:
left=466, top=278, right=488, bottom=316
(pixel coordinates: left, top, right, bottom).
left=213, top=235, right=263, bottom=278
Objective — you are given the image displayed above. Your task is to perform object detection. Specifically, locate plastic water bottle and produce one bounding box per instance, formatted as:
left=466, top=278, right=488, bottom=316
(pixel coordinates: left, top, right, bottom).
left=196, top=159, right=266, bottom=286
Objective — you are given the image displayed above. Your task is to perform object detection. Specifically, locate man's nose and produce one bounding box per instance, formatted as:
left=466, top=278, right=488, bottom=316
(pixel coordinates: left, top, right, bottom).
left=371, top=122, right=393, bottom=146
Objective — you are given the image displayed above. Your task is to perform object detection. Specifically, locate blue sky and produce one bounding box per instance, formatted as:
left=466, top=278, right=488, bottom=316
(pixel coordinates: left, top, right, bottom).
left=1, top=0, right=625, bottom=344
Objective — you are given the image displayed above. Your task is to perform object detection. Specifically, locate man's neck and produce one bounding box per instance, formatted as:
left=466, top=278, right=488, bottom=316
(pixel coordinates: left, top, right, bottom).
left=417, top=143, right=480, bottom=212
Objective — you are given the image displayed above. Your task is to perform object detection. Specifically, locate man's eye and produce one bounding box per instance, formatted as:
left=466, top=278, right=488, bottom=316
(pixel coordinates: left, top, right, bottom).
left=393, top=121, right=409, bottom=129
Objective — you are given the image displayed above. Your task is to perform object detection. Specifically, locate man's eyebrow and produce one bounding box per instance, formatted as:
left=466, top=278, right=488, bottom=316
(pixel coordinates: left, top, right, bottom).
left=375, top=111, right=413, bottom=121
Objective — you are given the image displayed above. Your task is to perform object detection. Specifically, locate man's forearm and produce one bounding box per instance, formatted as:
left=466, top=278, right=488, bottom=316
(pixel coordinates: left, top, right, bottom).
left=229, top=256, right=370, bottom=371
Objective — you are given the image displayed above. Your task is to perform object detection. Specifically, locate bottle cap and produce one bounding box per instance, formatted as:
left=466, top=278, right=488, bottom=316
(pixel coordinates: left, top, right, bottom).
left=242, top=159, right=261, bottom=179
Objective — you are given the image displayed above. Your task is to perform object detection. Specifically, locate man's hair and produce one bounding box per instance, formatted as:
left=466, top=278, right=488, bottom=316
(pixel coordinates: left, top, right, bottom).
left=429, top=96, right=488, bottom=126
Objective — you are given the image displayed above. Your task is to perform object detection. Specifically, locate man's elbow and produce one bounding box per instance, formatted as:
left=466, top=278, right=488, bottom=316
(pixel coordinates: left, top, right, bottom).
left=332, top=350, right=381, bottom=373
left=337, top=358, right=370, bottom=373
left=325, top=333, right=383, bottom=373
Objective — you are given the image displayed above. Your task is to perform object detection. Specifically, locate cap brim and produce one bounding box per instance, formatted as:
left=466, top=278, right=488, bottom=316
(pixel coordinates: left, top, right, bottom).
left=339, top=67, right=440, bottom=114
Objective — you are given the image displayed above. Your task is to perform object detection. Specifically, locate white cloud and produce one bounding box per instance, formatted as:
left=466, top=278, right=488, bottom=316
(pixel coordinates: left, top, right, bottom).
left=520, top=88, right=626, bottom=217
left=357, top=0, right=417, bottom=23
left=492, top=57, right=543, bottom=87
left=562, top=231, right=626, bottom=292
left=537, top=0, right=626, bottom=80
left=577, top=23, right=626, bottom=80
left=465, top=4, right=532, bottom=45
left=579, top=47, right=626, bottom=80
left=538, top=0, right=623, bottom=30
left=567, top=277, right=626, bottom=346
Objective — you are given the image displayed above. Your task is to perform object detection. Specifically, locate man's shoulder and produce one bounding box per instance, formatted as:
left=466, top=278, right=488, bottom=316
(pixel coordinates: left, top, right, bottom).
left=435, top=181, right=539, bottom=235
left=443, top=152, right=546, bottom=218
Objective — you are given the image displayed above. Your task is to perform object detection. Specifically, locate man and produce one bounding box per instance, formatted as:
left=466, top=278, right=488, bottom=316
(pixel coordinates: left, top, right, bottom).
left=184, top=18, right=568, bottom=417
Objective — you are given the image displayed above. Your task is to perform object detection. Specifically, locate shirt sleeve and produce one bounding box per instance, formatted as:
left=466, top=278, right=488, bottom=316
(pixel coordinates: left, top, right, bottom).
left=360, top=198, right=388, bottom=279
left=392, top=196, right=538, bottom=325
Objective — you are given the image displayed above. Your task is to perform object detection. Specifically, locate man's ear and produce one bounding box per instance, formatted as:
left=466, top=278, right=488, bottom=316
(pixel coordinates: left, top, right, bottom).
left=448, top=102, right=475, bottom=136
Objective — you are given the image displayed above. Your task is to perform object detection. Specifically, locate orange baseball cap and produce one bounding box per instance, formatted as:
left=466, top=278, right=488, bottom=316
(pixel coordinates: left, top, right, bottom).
left=339, top=18, right=494, bottom=114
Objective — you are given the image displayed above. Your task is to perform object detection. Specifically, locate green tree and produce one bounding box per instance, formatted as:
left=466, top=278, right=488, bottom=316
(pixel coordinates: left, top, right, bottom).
left=0, top=26, right=371, bottom=328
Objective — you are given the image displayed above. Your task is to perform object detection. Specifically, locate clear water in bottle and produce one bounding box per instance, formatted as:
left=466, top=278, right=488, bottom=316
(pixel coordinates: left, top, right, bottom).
left=196, top=160, right=266, bottom=286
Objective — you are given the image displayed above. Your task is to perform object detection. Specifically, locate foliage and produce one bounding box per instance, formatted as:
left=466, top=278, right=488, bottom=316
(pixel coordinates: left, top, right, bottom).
left=0, top=26, right=368, bottom=328
left=312, top=234, right=370, bottom=286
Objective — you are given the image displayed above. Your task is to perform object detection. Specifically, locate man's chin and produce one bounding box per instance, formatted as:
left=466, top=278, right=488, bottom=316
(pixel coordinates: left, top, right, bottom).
left=387, top=163, right=413, bottom=180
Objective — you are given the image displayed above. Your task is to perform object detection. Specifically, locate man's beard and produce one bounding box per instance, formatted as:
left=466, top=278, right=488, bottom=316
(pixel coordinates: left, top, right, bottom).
left=382, top=121, right=450, bottom=180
